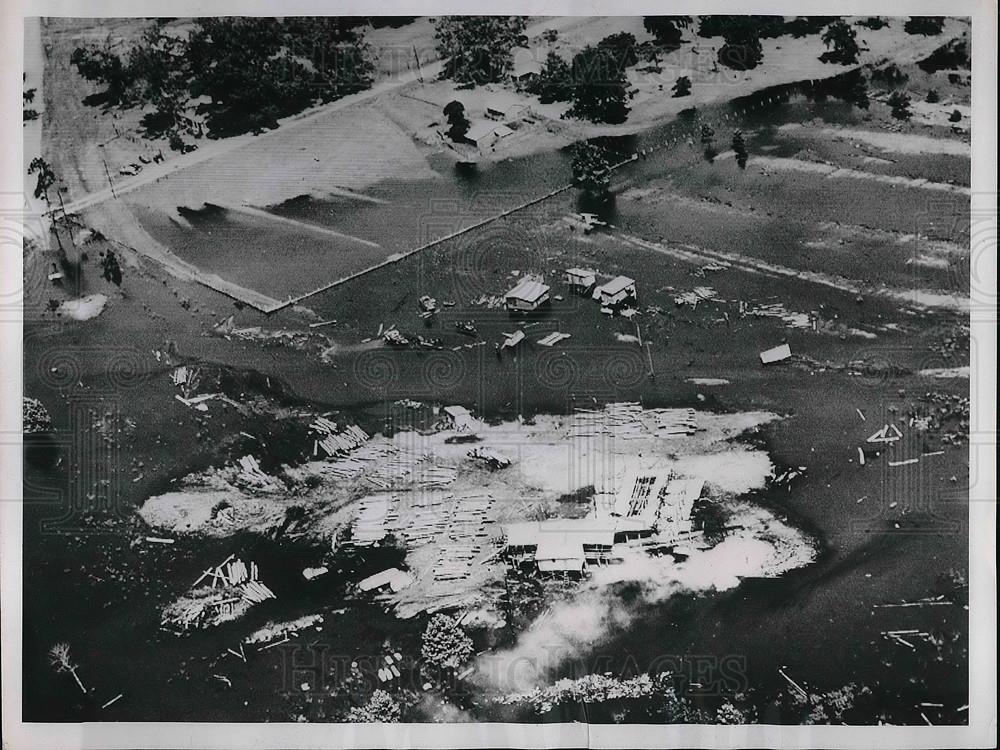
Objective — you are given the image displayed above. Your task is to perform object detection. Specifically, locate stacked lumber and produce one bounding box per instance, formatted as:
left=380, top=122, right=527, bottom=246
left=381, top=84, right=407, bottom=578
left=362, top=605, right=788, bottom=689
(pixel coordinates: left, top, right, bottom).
left=311, top=419, right=370, bottom=458
left=234, top=455, right=282, bottom=491
left=569, top=403, right=696, bottom=439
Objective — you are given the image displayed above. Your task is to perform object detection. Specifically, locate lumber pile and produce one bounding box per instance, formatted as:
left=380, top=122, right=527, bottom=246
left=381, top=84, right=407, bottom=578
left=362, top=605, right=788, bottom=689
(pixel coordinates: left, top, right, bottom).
left=310, top=418, right=370, bottom=458
left=569, top=403, right=697, bottom=439
left=234, top=455, right=283, bottom=492
left=163, top=555, right=276, bottom=632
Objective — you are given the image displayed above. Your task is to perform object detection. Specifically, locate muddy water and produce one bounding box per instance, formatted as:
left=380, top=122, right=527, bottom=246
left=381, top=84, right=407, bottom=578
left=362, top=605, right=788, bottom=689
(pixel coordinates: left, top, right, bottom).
left=25, top=74, right=970, bottom=723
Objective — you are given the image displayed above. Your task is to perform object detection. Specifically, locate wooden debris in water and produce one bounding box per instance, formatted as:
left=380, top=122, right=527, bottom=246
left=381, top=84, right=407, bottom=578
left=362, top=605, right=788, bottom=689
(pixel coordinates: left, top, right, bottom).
left=101, top=693, right=123, bottom=709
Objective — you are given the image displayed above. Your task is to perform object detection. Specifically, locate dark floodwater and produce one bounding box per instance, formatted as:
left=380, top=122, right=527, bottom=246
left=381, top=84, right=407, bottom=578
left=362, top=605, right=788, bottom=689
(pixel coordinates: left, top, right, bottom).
left=25, top=75, right=969, bottom=723
left=125, top=78, right=918, bottom=304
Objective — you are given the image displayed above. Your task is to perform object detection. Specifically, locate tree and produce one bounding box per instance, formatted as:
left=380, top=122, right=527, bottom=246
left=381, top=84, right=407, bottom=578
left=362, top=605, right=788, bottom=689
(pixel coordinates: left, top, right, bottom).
left=346, top=689, right=400, bottom=722
left=49, top=642, right=86, bottom=693
left=672, top=75, right=691, bottom=97
left=887, top=91, right=912, bottom=120
left=718, top=25, right=764, bottom=70
left=904, top=17, right=944, bottom=35
left=101, top=250, right=123, bottom=286
left=643, top=17, right=692, bottom=49
left=571, top=142, right=611, bottom=196
left=731, top=129, right=748, bottom=169
left=72, top=18, right=374, bottom=140
left=527, top=52, right=573, bottom=103
left=434, top=16, right=528, bottom=85
left=856, top=17, right=889, bottom=30
left=716, top=701, right=747, bottom=724
left=948, top=109, right=962, bottom=122
left=700, top=123, right=716, bottom=160
left=23, top=73, right=38, bottom=122
left=596, top=31, right=639, bottom=69
left=925, top=88, right=940, bottom=103
left=28, top=157, right=56, bottom=203
left=819, top=20, right=860, bottom=65
left=420, top=614, right=473, bottom=675
left=567, top=45, right=631, bottom=124
left=443, top=100, right=470, bottom=141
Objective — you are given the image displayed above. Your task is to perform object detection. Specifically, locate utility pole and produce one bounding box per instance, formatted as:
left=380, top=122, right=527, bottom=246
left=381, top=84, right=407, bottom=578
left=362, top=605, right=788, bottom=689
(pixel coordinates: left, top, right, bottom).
left=412, top=45, right=424, bottom=83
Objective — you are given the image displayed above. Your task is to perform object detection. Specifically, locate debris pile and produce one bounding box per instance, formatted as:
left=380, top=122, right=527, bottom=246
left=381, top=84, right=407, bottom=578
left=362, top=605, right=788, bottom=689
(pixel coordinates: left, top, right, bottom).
left=23, top=397, right=52, bottom=433
left=674, top=286, right=720, bottom=308
left=162, top=555, right=275, bottom=632
left=245, top=613, right=324, bottom=646
left=467, top=446, right=512, bottom=470
left=537, top=331, right=571, bottom=347
left=233, top=455, right=284, bottom=492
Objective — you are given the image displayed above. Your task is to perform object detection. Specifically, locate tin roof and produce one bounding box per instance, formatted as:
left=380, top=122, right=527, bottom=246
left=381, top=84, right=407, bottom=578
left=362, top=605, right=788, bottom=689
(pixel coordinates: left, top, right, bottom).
left=505, top=278, right=550, bottom=303
left=602, top=275, right=636, bottom=296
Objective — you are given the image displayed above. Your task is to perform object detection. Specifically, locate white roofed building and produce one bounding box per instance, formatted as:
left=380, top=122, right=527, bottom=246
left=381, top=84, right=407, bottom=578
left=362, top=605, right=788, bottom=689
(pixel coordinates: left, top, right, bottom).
left=504, top=277, right=551, bottom=312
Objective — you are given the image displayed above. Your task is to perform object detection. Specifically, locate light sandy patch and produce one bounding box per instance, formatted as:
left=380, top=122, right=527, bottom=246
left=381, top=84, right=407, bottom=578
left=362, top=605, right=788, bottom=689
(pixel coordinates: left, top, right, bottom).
left=750, top=155, right=970, bottom=195
left=817, top=126, right=970, bottom=156
left=619, top=232, right=970, bottom=313
left=918, top=366, right=970, bottom=378
left=685, top=377, right=730, bottom=386
left=907, top=254, right=952, bottom=269
left=58, top=294, right=108, bottom=321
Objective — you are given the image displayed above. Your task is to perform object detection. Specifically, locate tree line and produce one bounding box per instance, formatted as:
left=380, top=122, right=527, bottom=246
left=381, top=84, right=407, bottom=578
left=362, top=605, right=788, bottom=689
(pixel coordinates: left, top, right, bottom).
left=71, top=18, right=376, bottom=148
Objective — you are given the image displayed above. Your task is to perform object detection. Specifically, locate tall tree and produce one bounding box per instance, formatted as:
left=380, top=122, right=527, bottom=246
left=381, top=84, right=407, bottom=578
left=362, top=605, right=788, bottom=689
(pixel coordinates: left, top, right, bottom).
left=527, top=51, right=573, bottom=103
left=731, top=129, right=748, bottom=168
left=28, top=157, right=56, bottom=203
left=420, top=614, right=473, bottom=676
left=903, top=17, right=944, bottom=35
left=643, top=17, right=692, bottom=48
left=672, top=75, right=692, bottom=97
left=567, top=45, right=631, bottom=124
left=571, top=142, right=612, bottom=196
left=819, top=20, right=860, bottom=65
left=346, top=690, right=400, bottom=722
left=443, top=100, right=470, bottom=141
left=718, top=24, right=764, bottom=70
left=887, top=91, right=913, bottom=120
left=434, top=16, right=528, bottom=85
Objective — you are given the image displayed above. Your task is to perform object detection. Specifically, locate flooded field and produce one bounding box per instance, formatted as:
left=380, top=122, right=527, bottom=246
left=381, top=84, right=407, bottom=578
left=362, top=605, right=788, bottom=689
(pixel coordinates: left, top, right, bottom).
left=21, top=19, right=974, bottom=730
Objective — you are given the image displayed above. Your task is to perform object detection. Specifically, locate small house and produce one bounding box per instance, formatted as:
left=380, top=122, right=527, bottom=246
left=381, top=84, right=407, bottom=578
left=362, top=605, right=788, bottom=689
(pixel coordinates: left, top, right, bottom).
left=598, top=276, right=637, bottom=308
left=485, top=105, right=506, bottom=120
left=466, top=121, right=515, bottom=151
left=534, top=539, right=586, bottom=576
left=504, top=277, right=551, bottom=312
left=564, top=267, right=596, bottom=292
left=442, top=404, right=476, bottom=432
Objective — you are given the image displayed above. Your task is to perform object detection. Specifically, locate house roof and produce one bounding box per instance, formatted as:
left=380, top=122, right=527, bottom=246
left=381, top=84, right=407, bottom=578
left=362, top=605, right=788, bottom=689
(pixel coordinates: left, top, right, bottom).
left=466, top=121, right=500, bottom=142
left=443, top=405, right=471, bottom=418
left=602, top=276, right=636, bottom=296
left=505, top=278, right=550, bottom=303
left=565, top=267, right=596, bottom=279
left=535, top=538, right=586, bottom=562
left=503, top=518, right=618, bottom=549
left=493, top=124, right=514, bottom=138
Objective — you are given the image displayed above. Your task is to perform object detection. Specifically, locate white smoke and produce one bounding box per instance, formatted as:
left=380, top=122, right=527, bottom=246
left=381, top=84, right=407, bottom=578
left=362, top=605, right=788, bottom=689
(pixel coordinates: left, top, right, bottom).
left=477, top=502, right=816, bottom=694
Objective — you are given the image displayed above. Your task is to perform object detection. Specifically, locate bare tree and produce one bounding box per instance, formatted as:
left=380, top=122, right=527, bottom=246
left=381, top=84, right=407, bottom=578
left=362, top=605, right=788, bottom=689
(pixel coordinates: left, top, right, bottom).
left=49, top=642, right=87, bottom=693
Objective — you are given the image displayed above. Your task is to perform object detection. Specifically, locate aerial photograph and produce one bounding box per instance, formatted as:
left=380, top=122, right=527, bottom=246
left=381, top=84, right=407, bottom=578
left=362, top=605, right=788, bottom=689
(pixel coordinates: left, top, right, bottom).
left=19, top=14, right=973, bottom=727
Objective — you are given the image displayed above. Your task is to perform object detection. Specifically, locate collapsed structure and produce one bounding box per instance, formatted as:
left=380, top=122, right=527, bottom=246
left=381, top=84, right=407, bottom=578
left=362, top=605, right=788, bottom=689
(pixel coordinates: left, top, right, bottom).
left=501, top=473, right=704, bottom=575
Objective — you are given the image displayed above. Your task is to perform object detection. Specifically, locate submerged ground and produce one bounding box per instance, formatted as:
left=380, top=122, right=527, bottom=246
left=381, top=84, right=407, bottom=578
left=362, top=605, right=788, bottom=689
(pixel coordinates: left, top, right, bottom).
left=22, top=16, right=971, bottom=725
